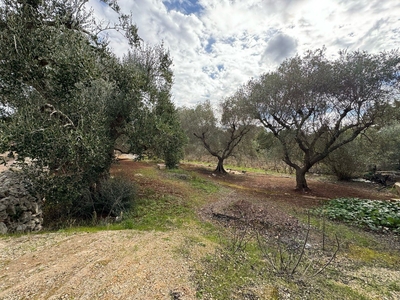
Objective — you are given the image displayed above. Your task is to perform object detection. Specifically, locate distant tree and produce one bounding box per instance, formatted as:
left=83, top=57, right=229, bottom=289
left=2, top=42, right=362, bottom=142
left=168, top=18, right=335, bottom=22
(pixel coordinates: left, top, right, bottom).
left=179, top=101, right=219, bottom=164
left=249, top=49, right=400, bottom=190
left=178, top=106, right=209, bottom=161
left=181, top=88, right=254, bottom=173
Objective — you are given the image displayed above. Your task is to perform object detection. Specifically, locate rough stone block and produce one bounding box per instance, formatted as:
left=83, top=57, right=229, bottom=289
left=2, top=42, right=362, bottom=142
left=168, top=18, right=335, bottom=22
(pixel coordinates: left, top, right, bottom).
left=0, top=222, right=7, bottom=234
left=0, top=170, right=43, bottom=234
left=395, top=182, right=400, bottom=195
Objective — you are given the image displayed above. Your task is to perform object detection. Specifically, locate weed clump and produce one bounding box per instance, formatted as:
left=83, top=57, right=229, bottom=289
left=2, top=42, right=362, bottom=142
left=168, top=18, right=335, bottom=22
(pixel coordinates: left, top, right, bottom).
left=314, top=198, right=400, bottom=234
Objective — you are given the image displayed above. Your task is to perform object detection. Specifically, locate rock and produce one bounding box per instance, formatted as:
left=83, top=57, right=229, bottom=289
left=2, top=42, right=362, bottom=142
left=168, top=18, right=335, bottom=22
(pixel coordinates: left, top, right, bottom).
left=0, top=170, right=43, bottom=234
left=0, top=222, right=7, bottom=234
left=118, top=153, right=139, bottom=160
left=27, top=220, right=36, bottom=228
left=6, top=204, right=16, bottom=216
left=31, top=203, right=39, bottom=214
left=395, top=182, right=400, bottom=195
left=21, top=211, right=32, bottom=223
left=157, top=164, right=166, bottom=170
left=0, top=210, right=7, bottom=222
left=16, top=224, right=27, bottom=232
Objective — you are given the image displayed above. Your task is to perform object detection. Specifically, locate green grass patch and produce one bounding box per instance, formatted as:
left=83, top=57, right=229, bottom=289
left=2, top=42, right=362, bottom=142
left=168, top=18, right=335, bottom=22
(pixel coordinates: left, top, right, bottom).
left=300, top=211, right=400, bottom=268
left=165, top=167, right=219, bottom=195
left=125, top=194, right=193, bottom=231
left=347, top=245, right=400, bottom=266
left=118, top=168, right=220, bottom=231
left=305, top=214, right=378, bottom=248
left=191, top=176, right=219, bottom=194
left=195, top=244, right=266, bottom=299
left=319, top=280, right=370, bottom=300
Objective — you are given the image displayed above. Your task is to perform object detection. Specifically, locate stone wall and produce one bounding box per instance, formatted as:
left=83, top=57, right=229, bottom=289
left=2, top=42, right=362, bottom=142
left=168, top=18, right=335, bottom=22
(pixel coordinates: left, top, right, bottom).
left=0, top=170, right=43, bottom=234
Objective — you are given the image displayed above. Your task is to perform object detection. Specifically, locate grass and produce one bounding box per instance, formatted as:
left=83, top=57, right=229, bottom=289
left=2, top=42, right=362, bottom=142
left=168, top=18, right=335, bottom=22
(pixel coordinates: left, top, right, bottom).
left=122, top=194, right=193, bottom=231
left=191, top=198, right=400, bottom=299
left=182, top=159, right=270, bottom=175
left=192, top=223, right=372, bottom=300
left=297, top=210, right=400, bottom=267
left=112, top=167, right=219, bottom=231
left=194, top=232, right=266, bottom=299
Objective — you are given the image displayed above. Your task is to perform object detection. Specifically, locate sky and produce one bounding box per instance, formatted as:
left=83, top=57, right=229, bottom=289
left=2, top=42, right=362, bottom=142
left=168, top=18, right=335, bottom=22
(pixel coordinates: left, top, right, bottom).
left=87, top=0, right=400, bottom=108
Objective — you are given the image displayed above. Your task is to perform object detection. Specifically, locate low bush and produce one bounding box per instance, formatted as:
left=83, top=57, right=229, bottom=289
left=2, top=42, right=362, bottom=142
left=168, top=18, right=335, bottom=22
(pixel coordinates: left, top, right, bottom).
left=92, top=176, right=136, bottom=219
left=315, top=198, right=400, bottom=233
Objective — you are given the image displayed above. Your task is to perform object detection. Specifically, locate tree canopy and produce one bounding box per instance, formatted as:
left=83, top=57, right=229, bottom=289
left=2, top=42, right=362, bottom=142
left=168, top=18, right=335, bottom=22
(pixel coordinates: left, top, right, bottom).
left=0, top=0, right=184, bottom=218
left=180, top=87, right=254, bottom=173
left=248, top=49, right=400, bottom=190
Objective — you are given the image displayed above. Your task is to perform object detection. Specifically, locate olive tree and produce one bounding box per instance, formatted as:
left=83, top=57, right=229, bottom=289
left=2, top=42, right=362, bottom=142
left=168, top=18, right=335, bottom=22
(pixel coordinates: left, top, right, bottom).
left=119, top=46, right=186, bottom=168
left=181, top=87, right=254, bottom=174
left=0, top=0, right=183, bottom=219
left=249, top=49, right=400, bottom=190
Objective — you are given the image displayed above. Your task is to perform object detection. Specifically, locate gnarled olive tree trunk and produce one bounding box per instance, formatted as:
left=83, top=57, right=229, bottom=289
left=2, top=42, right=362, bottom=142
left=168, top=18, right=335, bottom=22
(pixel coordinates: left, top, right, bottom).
left=215, top=157, right=227, bottom=174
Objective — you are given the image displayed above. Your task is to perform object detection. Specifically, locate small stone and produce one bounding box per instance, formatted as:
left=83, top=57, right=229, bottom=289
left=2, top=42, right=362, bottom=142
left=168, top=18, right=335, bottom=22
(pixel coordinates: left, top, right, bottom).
left=16, top=224, right=27, bottom=232
left=395, top=182, right=400, bottom=195
left=0, top=210, right=7, bottom=222
left=6, top=204, right=16, bottom=216
left=0, top=222, right=7, bottom=234
left=20, top=211, right=32, bottom=223
left=31, top=203, right=39, bottom=214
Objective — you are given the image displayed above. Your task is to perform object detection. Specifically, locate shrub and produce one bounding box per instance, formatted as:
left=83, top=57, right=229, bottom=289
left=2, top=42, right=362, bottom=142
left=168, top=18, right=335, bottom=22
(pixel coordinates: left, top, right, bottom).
left=324, top=146, right=364, bottom=180
left=92, top=177, right=136, bottom=219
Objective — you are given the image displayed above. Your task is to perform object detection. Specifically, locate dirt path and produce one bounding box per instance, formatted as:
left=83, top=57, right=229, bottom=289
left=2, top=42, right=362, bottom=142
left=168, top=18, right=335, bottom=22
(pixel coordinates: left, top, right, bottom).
left=0, top=230, right=196, bottom=300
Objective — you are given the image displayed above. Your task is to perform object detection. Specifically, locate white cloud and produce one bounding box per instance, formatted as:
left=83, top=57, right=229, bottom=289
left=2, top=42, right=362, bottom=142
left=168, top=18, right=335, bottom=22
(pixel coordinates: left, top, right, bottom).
left=87, top=0, right=400, bottom=107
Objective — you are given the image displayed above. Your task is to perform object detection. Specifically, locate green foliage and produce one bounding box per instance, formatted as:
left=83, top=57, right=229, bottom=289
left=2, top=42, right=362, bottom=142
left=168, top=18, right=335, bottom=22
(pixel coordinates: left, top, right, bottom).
left=120, top=47, right=186, bottom=168
left=0, top=0, right=184, bottom=223
left=324, top=136, right=366, bottom=180
left=315, top=198, right=400, bottom=233
left=324, top=122, right=400, bottom=179
left=248, top=48, right=400, bottom=189
left=363, top=124, right=400, bottom=170
left=179, top=91, right=254, bottom=173
left=92, top=177, right=136, bottom=218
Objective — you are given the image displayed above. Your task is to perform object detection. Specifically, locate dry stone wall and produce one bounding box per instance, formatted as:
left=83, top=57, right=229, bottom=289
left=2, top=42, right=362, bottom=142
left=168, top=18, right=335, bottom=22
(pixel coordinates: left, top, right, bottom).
left=0, top=170, right=43, bottom=234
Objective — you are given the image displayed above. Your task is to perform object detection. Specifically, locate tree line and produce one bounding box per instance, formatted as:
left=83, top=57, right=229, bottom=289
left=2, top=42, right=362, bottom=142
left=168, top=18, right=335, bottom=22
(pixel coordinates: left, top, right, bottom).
left=179, top=49, right=400, bottom=190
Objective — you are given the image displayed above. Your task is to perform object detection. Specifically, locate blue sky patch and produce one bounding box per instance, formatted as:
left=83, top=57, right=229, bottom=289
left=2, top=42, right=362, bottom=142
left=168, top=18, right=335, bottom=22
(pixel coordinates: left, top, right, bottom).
left=205, top=37, right=216, bottom=53
left=163, top=0, right=203, bottom=15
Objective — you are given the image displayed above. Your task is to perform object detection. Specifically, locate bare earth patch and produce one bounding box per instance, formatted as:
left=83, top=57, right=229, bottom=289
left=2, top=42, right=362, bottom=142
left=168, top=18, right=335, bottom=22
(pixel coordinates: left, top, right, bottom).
left=0, top=230, right=197, bottom=300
